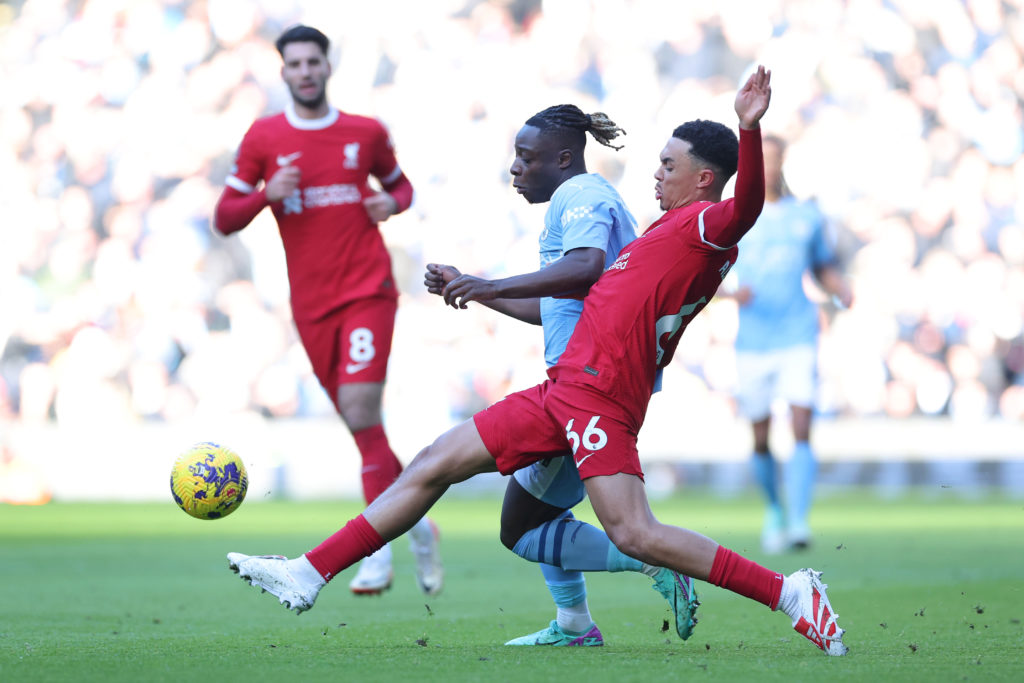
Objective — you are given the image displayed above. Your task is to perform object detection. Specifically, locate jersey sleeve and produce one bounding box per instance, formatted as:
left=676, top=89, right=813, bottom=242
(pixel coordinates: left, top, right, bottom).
left=225, top=123, right=265, bottom=195
left=367, top=121, right=403, bottom=185
left=558, top=185, right=615, bottom=255
left=368, top=120, right=413, bottom=212
left=697, top=127, right=765, bottom=248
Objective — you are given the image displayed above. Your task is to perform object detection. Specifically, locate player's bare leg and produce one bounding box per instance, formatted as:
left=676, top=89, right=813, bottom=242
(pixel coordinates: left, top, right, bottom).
left=228, top=420, right=494, bottom=613
left=339, top=381, right=443, bottom=595
left=501, top=475, right=699, bottom=642
left=584, top=473, right=847, bottom=656
left=362, top=420, right=497, bottom=538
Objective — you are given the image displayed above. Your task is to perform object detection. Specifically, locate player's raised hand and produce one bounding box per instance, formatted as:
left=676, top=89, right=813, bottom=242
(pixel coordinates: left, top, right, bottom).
left=443, top=274, right=498, bottom=309
left=424, top=263, right=462, bottom=296
left=265, top=165, right=301, bottom=202
left=736, top=65, right=772, bottom=130
left=363, top=192, right=399, bottom=223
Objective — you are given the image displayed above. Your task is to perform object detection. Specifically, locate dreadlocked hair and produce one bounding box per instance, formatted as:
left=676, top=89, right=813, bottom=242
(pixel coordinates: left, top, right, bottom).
left=525, top=104, right=626, bottom=151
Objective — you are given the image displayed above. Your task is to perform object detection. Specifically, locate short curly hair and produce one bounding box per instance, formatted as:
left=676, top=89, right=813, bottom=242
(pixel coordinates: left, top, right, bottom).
left=671, top=120, right=739, bottom=189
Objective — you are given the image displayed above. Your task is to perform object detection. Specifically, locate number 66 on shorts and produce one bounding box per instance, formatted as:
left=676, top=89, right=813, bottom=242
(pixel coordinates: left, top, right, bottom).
left=565, top=416, right=608, bottom=465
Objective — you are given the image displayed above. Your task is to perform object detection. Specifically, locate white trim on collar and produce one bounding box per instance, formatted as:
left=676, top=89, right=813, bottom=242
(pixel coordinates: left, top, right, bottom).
left=285, top=102, right=339, bottom=130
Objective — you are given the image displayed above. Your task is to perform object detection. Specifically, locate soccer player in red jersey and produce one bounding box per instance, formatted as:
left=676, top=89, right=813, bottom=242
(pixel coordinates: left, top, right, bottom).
left=424, top=106, right=697, bottom=647
left=212, top=25, right=441, bottom=597
left=228, top=66, right=849, bottom=657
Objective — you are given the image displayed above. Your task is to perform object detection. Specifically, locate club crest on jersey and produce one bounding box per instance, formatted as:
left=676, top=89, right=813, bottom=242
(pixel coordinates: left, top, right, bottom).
left=343, top=142, right=360, bottom=169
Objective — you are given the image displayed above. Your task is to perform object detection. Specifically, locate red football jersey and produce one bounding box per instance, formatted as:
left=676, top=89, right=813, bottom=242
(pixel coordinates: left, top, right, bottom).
left=224, top=105, right=408, bottom=322
left=548, top=127, right=765, bottom=424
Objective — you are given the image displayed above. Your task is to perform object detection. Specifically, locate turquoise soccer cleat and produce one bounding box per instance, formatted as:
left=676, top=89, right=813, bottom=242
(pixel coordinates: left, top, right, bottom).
left=505, top=620, right=604, bottom=646
left=651, top=568, right=700, bottom=640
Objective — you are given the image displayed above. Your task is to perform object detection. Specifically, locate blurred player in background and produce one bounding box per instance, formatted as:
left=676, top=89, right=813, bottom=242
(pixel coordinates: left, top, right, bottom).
left=227, top=66, right=847, bottom=658
left=424, top=105, right=698, bottom=646
left=211, top=24, right=441, bottom=597
left=728, top=134, right=853, bottom=553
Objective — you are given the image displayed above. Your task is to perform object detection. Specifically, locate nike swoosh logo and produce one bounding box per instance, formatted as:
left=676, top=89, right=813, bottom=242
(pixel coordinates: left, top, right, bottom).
left=277, top=152, right=302, bottom=167
left=574, top=453, right=594, bottom=468
left=345, top=361, right=371, bottom=375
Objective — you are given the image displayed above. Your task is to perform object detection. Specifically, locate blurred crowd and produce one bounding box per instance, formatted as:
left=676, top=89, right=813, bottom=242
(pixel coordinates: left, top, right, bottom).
left=1, top=0, right=1023, bottom=452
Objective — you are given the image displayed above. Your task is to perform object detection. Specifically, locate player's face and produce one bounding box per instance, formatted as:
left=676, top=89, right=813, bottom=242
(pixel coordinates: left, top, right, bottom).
left=510, top=125, right=563, bottom=204
left=280, top=41, right=331, bottom=110
left=654, top=137, right=703, bottom=211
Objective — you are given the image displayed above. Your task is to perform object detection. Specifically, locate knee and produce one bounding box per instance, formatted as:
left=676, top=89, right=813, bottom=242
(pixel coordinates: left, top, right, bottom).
left=604, top=520, right=654, bottom=563
left=336, top=388, right=383, bottom=432
left=499, top=524, right=519, bottom=552
left=499, top=501, right=535, bottom=551
left=402, top=443, right=448, bottom=488
left=405, top=426, right=490, bottom=489
left=337, top=405, right=377, bottom=433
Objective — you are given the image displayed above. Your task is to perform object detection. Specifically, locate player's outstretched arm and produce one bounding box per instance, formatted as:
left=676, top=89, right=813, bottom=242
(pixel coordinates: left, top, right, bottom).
left=426, top=263, right=541, bottom=323
left=736, top=65, right=772, bottom=130
left=443, top=247, right=603, bottom=307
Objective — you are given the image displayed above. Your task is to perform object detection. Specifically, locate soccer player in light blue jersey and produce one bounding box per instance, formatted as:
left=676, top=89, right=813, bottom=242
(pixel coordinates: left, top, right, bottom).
left=729, top=134, right=853, bottom=553
left=424, top=105, right=698, bottom=646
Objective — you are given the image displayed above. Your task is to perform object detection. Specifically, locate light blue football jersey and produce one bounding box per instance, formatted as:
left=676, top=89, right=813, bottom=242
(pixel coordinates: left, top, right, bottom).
left=733, top=197, right=836, bottom=351
left=539, top=174, right=637, bottom=366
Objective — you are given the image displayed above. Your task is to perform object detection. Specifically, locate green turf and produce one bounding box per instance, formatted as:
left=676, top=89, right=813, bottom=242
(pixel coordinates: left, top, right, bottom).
left=1, top=493, right=1022, bottom=682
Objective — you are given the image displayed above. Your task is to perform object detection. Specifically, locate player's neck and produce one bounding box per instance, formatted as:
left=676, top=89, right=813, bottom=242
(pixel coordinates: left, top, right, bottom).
left=292, top=100, right=331, bottom=120
left=557, top=167, right=589, bottom=189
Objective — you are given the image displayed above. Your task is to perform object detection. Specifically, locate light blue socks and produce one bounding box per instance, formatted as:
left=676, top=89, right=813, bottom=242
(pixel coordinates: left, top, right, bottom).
left=511, top=510, right=644, bottom=573
left=785, top=440, right=817, bottom=539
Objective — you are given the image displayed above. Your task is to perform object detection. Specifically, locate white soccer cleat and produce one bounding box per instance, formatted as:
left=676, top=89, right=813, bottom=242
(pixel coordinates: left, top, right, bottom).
left=410, top=518, right=444, bottom=596
left=787, top=568, right=848, bottom=656
left=349, top=543, right=394, bottom=595
left=227, top=553, right=321, bottom=615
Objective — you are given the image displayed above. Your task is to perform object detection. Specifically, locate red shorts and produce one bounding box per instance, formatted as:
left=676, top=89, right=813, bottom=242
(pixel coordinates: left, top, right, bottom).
left=294, top=297, right=397, bottom=405
left=473, top=380, right=643, bottom=481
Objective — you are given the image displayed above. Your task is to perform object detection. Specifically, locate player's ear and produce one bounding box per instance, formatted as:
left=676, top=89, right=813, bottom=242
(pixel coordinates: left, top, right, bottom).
left=697, top=168, right=716, bottom=189
left=557, top=148, right=573, bottom=170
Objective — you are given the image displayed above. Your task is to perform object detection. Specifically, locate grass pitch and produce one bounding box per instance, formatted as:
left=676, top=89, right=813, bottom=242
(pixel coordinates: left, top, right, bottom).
left=1, top=492, right=1022, bottom=682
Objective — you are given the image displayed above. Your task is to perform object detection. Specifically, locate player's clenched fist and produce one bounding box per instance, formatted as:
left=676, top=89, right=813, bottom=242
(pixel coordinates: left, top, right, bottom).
left=424, top=263, right=462, bottom=296
left=266, top=165, right=302, bottom=202
left=363, top=192, right=399, bottom=223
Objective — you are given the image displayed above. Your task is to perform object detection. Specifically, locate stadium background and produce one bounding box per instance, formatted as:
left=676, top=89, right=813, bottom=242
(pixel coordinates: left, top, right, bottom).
left=1, top=0, right=1022, bottom=504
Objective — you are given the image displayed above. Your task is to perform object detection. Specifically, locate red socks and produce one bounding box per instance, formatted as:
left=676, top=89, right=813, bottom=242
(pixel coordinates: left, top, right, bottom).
left=353, top=424, right=403, bottom=503
left=304, top=426, right=398, bottom=582
left=305, top=514, right=385, bottom=582
left=708, top=545, right=784, bottom=610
